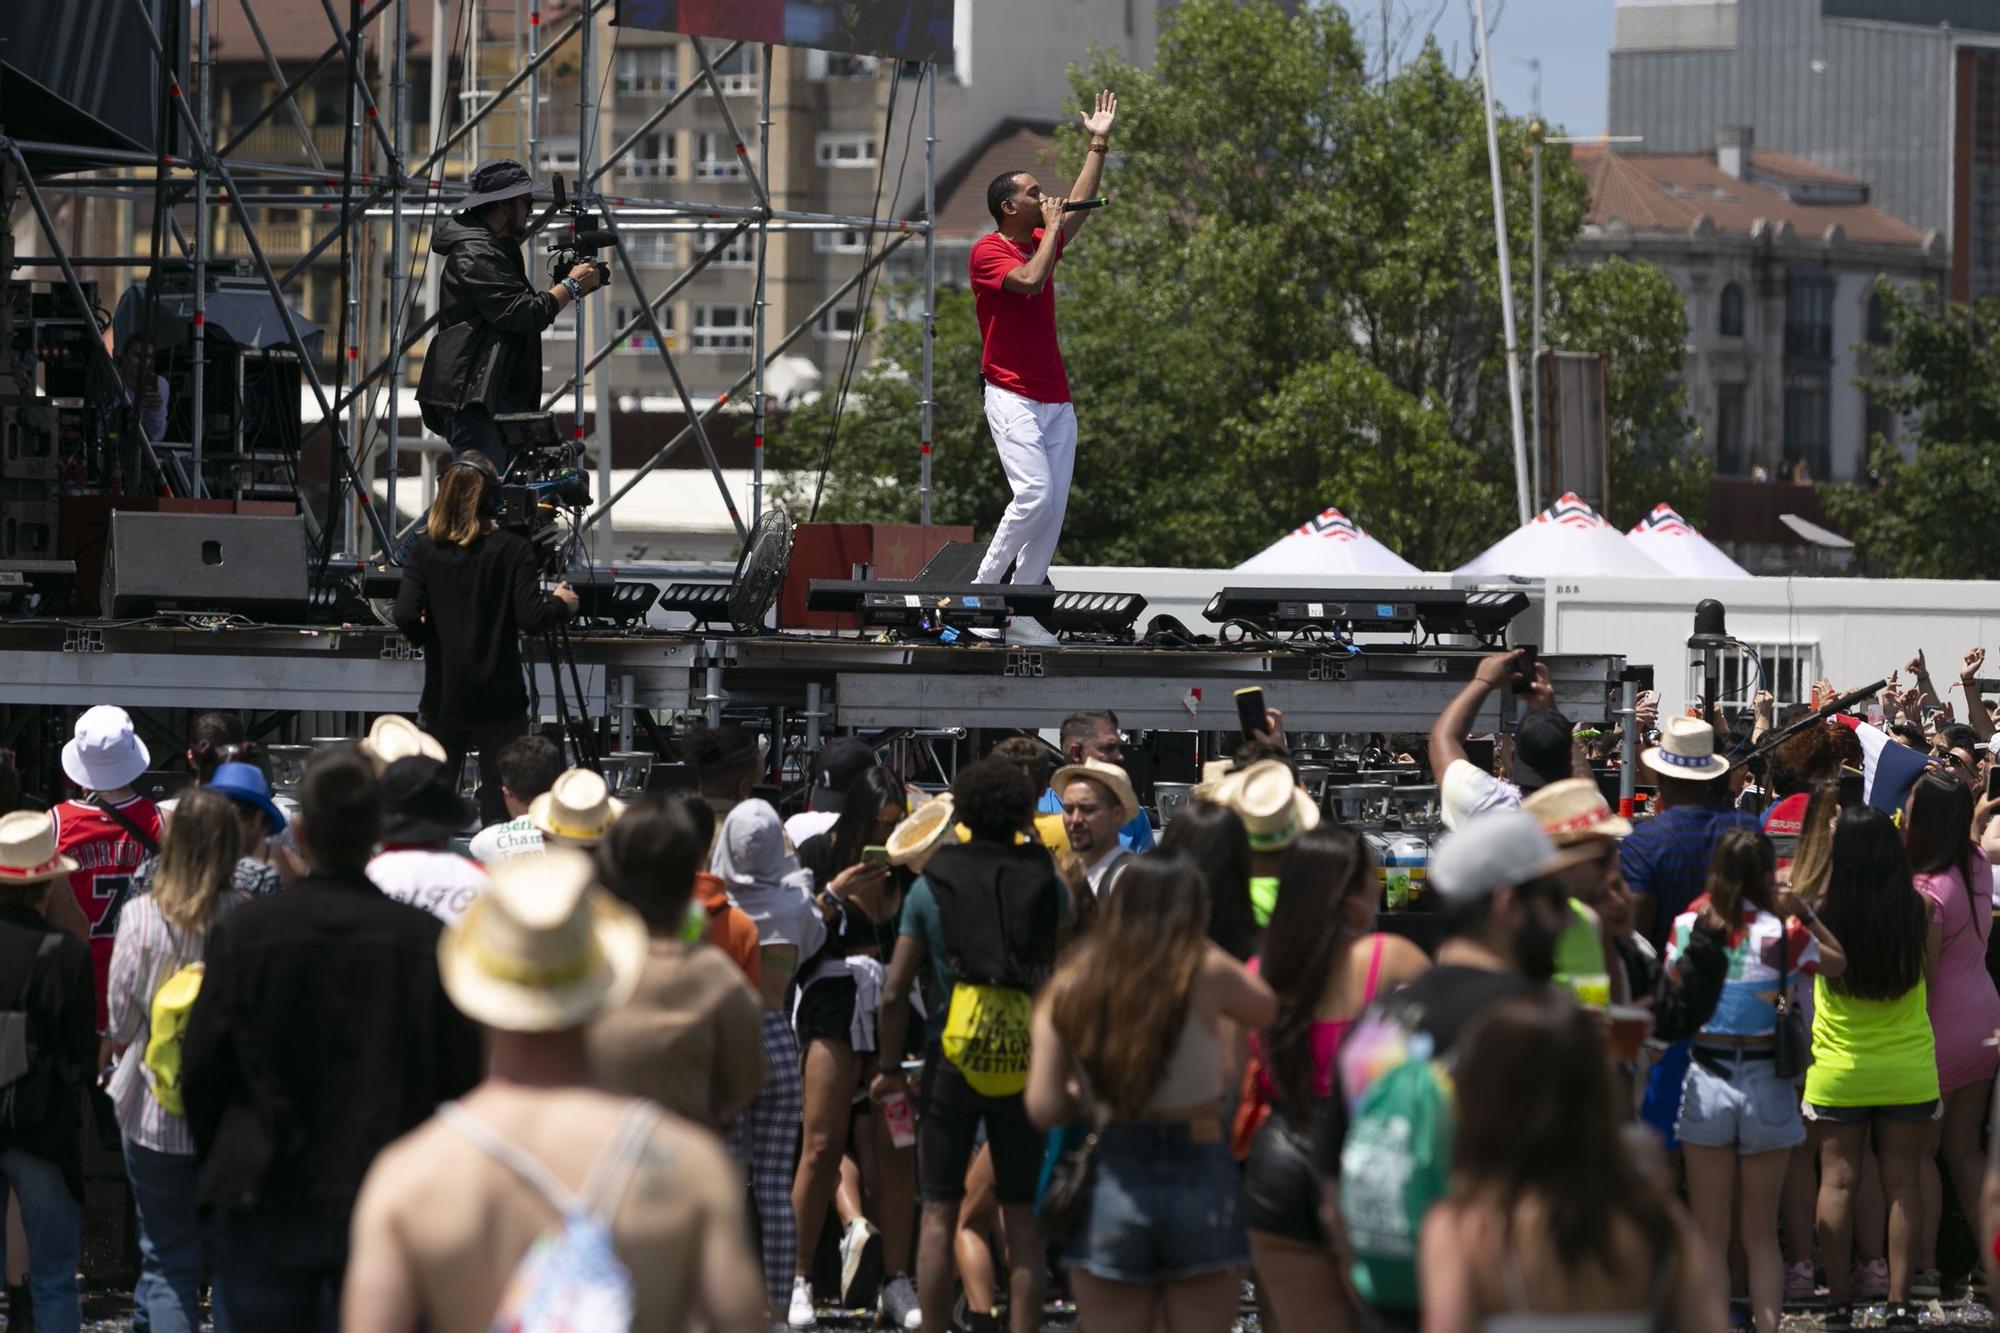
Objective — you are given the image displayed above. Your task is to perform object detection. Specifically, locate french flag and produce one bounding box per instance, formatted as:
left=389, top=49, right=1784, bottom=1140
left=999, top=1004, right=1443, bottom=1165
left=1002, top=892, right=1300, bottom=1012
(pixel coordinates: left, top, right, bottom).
left=1850, top=722, right=1935, bottom=815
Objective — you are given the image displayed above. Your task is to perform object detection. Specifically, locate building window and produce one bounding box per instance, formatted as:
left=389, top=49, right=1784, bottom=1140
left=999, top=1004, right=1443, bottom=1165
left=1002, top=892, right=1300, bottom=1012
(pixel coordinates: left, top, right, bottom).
left=1865, top=394, right=1897, bottom=453
left=711, top=45, right=759, bottom=97
left=624, top=231, right=676, bottom=266
left=1694, top=641, right=1819, bottom=731
left=817, top=306, right=861, bottom=340
left=1718, top=282, right=1743, bottom=338
left=618, top=131, right=677, bottom=181
left=615, top=48, right=677, bottom=96
left=614, top=303, right=673, bottom=353
left=813, top=228, right=869, bottom=254
left=1785, top=265, right=1835, bottom=361
left=806, top=51, right=880, bottom=80
left=1714, top=382, right=1747, bottom=476
left=695, top=132, right=745, bottom=180
left=815, top=133, right=878, bottom=168
left=694, top=226, right=755, bottom=268
left=1867, top=288, right=1893, bottom=346
left=312, top=83, right=346, bottom=127
left=539, top=140, right=581, bottom=177
left=1783, top=377, right=1832, bottom=480
left=692, top=303, right=753, bottom=351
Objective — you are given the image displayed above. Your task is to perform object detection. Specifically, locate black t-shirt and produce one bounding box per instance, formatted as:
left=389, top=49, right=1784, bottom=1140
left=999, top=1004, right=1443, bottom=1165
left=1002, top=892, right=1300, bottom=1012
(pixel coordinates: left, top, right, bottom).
left=390, top=530, right=572, bottom=727
left=1312, top=965, right=1537, bottom=1179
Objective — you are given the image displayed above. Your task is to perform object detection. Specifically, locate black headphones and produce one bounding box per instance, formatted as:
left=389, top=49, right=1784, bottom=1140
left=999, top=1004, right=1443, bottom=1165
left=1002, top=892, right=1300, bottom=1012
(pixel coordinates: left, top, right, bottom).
left=441, top=457, right=501, bottom=518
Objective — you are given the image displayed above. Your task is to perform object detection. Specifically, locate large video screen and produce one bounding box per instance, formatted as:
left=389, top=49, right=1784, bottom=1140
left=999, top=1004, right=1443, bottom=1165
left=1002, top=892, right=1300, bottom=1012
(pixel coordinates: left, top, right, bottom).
left=616, top=0, right=955, bottom=66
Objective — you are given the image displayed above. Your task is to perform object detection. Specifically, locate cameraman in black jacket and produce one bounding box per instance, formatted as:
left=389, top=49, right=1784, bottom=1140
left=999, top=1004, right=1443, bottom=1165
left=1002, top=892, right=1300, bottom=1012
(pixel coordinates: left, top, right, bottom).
left=417, top=159, right=603, bottom=469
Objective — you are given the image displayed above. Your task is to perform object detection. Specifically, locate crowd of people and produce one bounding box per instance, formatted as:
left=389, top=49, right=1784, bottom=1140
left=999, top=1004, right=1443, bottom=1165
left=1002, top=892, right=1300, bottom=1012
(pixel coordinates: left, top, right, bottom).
left=4, top=641, right=2000, bottom=1332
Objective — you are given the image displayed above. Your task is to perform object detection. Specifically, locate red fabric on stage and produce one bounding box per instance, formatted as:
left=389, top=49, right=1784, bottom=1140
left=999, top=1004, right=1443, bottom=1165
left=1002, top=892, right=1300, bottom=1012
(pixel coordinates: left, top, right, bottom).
left=971, top=228, right=1070, bottom=405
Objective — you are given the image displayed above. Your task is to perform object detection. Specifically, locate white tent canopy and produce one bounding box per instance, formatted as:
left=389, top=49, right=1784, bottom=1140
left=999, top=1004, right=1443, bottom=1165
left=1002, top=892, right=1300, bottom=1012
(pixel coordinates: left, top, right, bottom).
left=1234, top=506, right=1422, bottom=576
left=1625, top=504, right=1753, bottom=579
left=1454, top=493, right=1672, bottom=579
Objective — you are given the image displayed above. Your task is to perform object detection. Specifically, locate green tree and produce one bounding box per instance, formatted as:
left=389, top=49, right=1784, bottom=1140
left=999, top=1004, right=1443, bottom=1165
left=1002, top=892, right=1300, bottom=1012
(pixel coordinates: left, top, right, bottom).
left=773, top=0, right=1704, bottom=568
left=1822, top=283, right=2000, bottom=579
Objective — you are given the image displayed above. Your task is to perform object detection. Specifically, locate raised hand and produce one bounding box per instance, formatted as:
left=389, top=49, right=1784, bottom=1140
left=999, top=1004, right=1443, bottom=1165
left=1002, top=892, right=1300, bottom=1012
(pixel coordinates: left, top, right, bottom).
left=1908, top=649, right=1929, bottom=678
left=1080, top=88, right=1118, bottom=139
left=1965, top=647, right=1987, bottom=681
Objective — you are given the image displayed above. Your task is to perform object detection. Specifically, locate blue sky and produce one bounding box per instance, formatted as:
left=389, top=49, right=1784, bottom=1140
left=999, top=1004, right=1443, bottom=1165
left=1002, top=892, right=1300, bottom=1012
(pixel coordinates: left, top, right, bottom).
left=1380, top=0, right=1617, bottom=137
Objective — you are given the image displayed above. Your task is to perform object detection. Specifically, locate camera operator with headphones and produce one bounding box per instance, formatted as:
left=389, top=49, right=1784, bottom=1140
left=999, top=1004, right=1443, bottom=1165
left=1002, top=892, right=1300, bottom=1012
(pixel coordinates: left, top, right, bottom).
left=417, top=158, right=604, bottom=469
left=392, top=454, right=578, bottom=823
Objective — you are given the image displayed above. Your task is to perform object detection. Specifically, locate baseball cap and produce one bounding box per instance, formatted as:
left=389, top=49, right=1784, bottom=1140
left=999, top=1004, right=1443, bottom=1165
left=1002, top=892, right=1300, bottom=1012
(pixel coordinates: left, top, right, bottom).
left=1511, top=709, right=1575, bottom=794
left=1430, top=808, right=1576, bottom=905
left=810, top=737, right=878, bottom=811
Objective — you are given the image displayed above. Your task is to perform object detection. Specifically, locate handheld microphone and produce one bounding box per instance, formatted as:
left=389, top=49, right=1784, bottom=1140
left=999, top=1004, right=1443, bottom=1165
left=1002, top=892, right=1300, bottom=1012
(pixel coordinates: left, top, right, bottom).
left=1060, top=197, right=1111, bottom=212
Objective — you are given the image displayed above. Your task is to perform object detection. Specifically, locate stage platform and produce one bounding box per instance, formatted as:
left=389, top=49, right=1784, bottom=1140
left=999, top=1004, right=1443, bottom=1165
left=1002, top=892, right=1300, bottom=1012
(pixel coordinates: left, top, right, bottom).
left=0, top=617, right=1625, bottom=734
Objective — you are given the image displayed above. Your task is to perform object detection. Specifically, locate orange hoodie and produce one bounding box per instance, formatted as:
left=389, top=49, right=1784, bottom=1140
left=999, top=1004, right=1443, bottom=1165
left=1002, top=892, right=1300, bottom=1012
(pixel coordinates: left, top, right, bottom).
left=694, top=870, right=763, bottom=989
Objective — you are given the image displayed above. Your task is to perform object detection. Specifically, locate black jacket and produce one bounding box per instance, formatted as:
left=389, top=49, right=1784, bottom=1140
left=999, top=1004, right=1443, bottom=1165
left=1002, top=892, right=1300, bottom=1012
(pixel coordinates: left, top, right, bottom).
left=392, top=528, right=572, bottom=727
left=0, top=905, right=94, bottom=1200
left=180, top=866, right=482, bottom=1216
left=415, top=218, right=560, bottom=428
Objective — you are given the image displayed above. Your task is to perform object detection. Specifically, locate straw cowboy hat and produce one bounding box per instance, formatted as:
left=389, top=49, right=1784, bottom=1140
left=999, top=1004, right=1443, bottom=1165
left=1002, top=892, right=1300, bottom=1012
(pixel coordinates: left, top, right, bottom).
left=0, top=811, right=78, bottom=884
left=1641, top=716, right=1731, bottom=782
left=1050, top=759, right=1139, bottom=825
left=886, top=795, right=957, bottom=873
left=1521, top=777, right=1633, bottom=845
left=62, top=705, right=150, bottom=793
left=362, top=715, right=447, bottom=769
left=1217, top=759, right=1320, bottom=853
left=1190, top=759, right=1238, bottom=801
left=528, top=768, right=626, bottom=847
left=437, top=848, right=647, bottom=1032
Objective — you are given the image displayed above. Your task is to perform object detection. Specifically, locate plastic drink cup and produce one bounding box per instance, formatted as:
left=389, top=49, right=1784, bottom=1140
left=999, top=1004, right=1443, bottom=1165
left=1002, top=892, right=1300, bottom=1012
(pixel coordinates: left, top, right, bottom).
left=882, top=1091, right=917, bottom=1148
left=1569, top=973, right=1612, bottom=1009
left=1607, top=1004, right=1654, bottom=1061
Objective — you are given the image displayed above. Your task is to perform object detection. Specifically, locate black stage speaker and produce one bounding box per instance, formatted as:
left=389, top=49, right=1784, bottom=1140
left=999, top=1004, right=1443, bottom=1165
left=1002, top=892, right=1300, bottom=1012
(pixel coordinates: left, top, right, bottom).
left=102, top=512, right=310, bottom=618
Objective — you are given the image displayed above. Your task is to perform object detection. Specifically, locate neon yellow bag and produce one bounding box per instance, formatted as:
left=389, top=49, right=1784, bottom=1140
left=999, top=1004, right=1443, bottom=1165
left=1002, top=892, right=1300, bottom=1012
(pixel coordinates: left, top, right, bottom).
left=144, top=963, right=205, bottom=1117
left=940, top=982, right=1031, bottom=1097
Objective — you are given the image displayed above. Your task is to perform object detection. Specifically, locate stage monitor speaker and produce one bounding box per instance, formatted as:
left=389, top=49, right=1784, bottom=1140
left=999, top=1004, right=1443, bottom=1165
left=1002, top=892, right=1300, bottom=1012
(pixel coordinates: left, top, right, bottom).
left=102, top=512, right=310, bottom=618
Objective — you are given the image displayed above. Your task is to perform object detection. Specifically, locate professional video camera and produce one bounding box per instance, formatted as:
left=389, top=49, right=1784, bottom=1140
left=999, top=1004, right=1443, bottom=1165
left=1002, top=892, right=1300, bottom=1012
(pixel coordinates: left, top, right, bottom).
left=491, top=412, right=592, bottom=573
left=543, top=174, right=612, bottom=290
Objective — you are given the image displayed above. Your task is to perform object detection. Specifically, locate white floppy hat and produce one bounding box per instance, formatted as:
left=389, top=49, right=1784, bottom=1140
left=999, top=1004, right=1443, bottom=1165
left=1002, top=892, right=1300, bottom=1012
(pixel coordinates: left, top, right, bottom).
left=62, top=705, right=150, bottom=793
left=1050, top=759, right=1139, bottom=825
left=0, top=811, right=78, bottom=884
left=528, top=768, right=626, bottom=847
left=437, top=847, right=647, bottom=1032
left=1217, top=759, right=1320, bottom=853
left=1641, top=716, right=1731, bottom=782
left=886, top=794, right=957, bottom=873
left=1430, top=808, right=1586, bottom=904
left=362, top=715, right=447, bottom=769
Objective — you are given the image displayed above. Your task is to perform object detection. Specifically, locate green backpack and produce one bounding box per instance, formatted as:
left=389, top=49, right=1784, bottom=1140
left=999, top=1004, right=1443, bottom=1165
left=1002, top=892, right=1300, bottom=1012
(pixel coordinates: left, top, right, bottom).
left=1338, top=1042, right=1455, bottom=1311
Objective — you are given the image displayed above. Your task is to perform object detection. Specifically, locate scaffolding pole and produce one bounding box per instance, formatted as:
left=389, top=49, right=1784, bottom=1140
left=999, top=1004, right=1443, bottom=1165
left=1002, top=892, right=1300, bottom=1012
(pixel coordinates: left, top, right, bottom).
left=751, top=44, right=771, bottom=523
left=920, top=66, right=936, bottom=526
left=191, top=0, right=210, bottom=495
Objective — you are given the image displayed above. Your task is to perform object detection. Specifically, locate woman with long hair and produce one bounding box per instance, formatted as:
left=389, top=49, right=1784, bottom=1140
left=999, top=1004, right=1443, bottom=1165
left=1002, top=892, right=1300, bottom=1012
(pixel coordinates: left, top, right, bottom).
left=1157, top=799, right=1258, bottom=962
left=1671, top=829, right=1845, bottom=1333
left=1027, top=852, right=1277, bottom=1332
left=1903, top=768, right=2000, bottom=1295
left=1242, top=825, right=1428, bottom=1333
left=1806, top=805, right=1941, bottom=1330
left=105, top=788, right=252, bottom=1333
left=1419, top=992, right=1725, bottom=1330
left=390, top=451, right=577, bottom=825
left=788, top=766, right=917, bottom=1326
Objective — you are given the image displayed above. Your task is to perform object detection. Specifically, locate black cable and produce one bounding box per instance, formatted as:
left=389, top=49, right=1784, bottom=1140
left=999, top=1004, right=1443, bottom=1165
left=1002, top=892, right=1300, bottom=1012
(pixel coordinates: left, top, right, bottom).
left=807, top=61, right=911, bottom=521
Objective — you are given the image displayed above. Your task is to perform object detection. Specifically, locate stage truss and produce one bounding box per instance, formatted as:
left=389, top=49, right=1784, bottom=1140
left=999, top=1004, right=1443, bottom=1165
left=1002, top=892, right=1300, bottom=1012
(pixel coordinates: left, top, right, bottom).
left=2, top=0, right=941, bottom=564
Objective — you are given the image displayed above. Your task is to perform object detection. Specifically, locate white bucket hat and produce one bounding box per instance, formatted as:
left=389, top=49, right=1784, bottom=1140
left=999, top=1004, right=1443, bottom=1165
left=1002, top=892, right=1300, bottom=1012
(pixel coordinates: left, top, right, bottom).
left=62, top=705, right=150, bottom=793
left=528, top=768, right=626, bottom=847
left=362, top=715, right=447, bottom=770
left=1641, top=716, right=1731, bottom=782
left=0, top=811, right=78, bottom=884
left=437, top=847, right=647, bottom=1032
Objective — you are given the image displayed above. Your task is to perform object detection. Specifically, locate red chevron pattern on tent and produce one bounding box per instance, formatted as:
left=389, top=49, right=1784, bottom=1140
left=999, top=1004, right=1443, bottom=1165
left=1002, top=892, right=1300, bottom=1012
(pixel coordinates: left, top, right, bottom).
left=1295, top=508, right=1364, bottom=541
left=1624, top=503, right=1753, bottom=579
left=1235, top=506, right=1422, bottom=575
left=1532, top=492, right=1612, bottom=530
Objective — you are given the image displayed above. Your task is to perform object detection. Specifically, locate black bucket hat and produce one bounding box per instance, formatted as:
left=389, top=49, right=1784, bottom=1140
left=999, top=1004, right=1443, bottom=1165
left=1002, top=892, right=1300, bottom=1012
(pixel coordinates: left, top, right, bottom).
left=455, top=159, right=538, bottom=216
left=380, top=755, right=476, bottom=845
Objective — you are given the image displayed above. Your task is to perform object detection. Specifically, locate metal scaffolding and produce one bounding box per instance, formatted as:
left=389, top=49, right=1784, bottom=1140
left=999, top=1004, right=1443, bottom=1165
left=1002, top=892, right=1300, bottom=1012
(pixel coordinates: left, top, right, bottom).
left=2, top=0, right=939, bottom=567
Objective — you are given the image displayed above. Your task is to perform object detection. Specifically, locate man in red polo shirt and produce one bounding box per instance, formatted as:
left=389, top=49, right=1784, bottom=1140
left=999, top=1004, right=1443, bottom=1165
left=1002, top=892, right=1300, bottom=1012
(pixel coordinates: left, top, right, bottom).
left=969, top=90, right=1119, bottom=638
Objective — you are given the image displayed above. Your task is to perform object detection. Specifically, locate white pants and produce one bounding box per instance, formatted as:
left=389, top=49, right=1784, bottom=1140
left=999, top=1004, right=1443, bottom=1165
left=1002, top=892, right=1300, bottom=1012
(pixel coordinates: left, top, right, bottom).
left=975, top=383, right=1078, bottom=586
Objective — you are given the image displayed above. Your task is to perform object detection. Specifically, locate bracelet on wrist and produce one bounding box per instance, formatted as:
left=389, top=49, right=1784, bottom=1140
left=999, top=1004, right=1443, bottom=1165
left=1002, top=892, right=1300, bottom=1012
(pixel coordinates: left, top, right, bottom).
left=1089, top=138, right=1109, bottom=153
left=563, top=276, right=583, bottom=301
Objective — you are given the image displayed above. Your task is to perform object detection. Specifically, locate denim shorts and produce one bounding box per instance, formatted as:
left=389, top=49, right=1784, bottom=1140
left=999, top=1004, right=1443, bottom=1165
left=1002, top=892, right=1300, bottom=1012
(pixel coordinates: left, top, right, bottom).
left=1063, top=1120, right=1249, bottom=1283
left=1676, top=1048, right=1805, bottom=1155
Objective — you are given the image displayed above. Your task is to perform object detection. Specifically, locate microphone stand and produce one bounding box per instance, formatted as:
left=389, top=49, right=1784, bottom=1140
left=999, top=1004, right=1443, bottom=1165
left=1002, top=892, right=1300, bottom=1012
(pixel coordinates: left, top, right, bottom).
left=1727, top=679, right=1890, bottom=774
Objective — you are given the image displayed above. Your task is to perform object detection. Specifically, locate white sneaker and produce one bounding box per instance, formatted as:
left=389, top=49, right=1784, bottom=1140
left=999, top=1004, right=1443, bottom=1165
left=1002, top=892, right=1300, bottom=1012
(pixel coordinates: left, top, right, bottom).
left=879, top=1273, right=922, bottom=1330
left=838, top=1216, right=883, bottom=1308
left=1007, top=618, right=1061, bottom=647
left=787, top=1275, right=817, bottom=1329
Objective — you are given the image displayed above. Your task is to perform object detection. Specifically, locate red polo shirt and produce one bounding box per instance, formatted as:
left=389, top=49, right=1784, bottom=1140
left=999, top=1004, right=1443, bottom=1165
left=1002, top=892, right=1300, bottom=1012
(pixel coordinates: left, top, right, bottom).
left=971, top=228, right=1070, bottom=405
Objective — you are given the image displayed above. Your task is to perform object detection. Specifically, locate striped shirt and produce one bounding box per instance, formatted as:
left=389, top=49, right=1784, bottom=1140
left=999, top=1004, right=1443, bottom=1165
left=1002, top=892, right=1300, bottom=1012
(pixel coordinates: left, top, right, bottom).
left=105, top=889, right=248, bottom=1155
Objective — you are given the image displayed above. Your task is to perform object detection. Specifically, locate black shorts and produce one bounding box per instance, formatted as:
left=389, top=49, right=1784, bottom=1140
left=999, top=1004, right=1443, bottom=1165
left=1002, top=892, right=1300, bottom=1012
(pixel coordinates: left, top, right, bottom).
left=796, top=975, right=862, bottom=1048
left=1241, top=1111, right=1323, bottom=1244
left=916, top=1046, right=1044, bottom=1206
